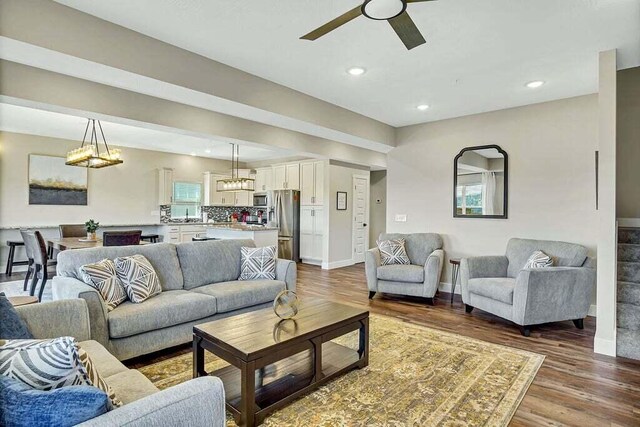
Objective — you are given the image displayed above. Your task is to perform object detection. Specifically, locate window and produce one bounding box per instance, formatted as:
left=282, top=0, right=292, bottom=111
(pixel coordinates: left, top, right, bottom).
left=170, top=203, right=201, bottom=219
left=456, top=184, right=483, bottom=215
left=172, top=181, right=202, bottom=219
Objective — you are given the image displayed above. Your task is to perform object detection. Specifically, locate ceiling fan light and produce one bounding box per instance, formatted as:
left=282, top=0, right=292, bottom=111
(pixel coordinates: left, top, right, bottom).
left=525, top=80, right=545, bottom=89
left=362, top=0, right=406, bottom=20
left=417, top=104, right=430, bottom=111
left=347, top=67, right=366, bottom=76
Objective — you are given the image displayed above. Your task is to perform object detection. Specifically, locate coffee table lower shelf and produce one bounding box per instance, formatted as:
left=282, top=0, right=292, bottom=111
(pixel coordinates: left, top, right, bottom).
left=214, top=341, right=360, bottom=424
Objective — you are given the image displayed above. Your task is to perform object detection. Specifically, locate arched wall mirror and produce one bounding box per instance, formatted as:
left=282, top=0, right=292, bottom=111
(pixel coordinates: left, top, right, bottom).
left=454, top=145, right=508, bottom=219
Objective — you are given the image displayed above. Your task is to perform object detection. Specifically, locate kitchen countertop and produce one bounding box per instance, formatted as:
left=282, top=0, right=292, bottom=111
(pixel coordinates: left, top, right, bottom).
left=0, top=223, right=163, bottom=230
left=203, top=223, right=279, bottom=231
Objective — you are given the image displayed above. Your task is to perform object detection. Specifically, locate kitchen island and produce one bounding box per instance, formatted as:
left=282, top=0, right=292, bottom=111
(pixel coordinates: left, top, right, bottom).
left=204, top=223, right=279, bottom=248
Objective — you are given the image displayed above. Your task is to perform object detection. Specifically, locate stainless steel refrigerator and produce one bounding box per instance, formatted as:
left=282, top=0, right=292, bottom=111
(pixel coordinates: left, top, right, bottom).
left=268, top=190, right=300, bottom=262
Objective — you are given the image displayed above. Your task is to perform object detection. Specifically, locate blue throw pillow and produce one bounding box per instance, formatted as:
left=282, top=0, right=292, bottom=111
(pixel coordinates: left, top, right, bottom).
left=0, top=293, right=33, bottom=339
left=0, top=376, right=110, bottom=427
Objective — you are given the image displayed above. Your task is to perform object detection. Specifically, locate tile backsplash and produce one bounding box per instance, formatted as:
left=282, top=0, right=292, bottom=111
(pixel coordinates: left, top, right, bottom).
left=160, top=205, right=267, bottom=223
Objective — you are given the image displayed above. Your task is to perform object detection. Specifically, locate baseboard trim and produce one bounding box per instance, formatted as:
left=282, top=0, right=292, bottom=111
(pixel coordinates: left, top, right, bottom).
left=594, top=335, right=617, bottom=357
left=618, top=218, right=640, bottom=228
left=301, top=259, right=322, bottom=267
left=588, top=304, right=597, bottom=317
left=321, top=259, right=355, bottom=270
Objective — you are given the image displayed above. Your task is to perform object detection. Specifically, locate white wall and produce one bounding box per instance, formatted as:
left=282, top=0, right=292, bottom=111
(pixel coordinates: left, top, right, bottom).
left=389, top=95, right=599, bottom=286
left=0, top=131, right=232, bottom=227
left=616, top=66, right=640, bottom=219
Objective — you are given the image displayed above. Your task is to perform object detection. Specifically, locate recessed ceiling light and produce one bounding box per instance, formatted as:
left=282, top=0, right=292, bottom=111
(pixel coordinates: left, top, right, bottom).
left=205, top=149, right=211, bottom=154
left=525, top=80, right=545, bottom=89
left=190, top=152, right=196, bottom=156
left=347, top=67, right=366, bottom=76
left=417, top=104, right=430, bottom=111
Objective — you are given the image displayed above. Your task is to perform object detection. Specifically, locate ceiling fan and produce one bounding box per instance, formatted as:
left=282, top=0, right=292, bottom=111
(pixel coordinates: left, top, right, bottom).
left=301, top=0, right=436, bottom=50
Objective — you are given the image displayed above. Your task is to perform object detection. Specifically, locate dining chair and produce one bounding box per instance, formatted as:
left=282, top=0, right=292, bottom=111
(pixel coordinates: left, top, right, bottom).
left=103, top=230, right=142, bottom=247
left=22, top=230, right=57, bottom=301
left=59, top=224, right=86, bottom=238
left=19, top=230, right=35, bottom=292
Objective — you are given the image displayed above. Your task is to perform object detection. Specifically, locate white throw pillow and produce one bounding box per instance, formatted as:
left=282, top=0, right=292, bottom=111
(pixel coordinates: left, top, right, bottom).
left=377, top=239, right=411, bottom=266
left=524, top=250, right=554, bottom=269
left=114, top=255, right=161, bottom=303
left=80, top=259, right=127, bottom=311
left=239, top=246, right=277, bottom=281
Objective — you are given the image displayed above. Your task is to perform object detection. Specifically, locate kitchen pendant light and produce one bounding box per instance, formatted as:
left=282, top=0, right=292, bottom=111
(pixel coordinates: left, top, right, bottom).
left=66, top=119, right=123, bottom=168
left=216, top=144, right=255, bottom=192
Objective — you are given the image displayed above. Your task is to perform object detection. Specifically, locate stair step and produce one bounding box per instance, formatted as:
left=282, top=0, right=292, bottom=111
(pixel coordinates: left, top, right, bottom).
left=617, top=328, right=640, bottom=360
left=618, top=227, right=640, bottom=244
left=617, top=262, right=640, bottom=283
left=618, top=281, right=640, bottom=306
left=617, top=303, right=640, bottom=330
left=618, top=244, right=640, bottom=262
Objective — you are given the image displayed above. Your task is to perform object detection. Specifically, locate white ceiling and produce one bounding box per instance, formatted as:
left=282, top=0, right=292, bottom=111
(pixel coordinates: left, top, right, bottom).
left=0, top=103, right=294, bottom=161
left=55, top=0, right=640, bottom=127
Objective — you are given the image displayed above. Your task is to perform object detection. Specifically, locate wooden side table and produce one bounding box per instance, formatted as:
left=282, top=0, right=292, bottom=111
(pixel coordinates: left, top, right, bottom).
left=8, top=296, right=39, bottom=307
left=449, top=259, right=461, bottom=304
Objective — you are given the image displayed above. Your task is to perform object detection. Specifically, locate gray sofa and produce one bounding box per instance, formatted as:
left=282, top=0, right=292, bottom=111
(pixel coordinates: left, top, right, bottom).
left=15, top=299, right=224, bottom=426
left=461, top=238, right=596, bottom=336
left=52, top=239, right=296, bottom=360
left=365, top=233, right=444, bottom=304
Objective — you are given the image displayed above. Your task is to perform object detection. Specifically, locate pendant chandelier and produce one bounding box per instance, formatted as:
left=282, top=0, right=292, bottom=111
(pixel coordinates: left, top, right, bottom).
left=66, top=119, right=123, bottom=168
left=216, top=143, right=255, bottom=192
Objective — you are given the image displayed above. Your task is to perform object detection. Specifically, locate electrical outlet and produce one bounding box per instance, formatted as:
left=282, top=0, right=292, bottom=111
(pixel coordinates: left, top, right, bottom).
left=394, top=214, right=407, bottom=222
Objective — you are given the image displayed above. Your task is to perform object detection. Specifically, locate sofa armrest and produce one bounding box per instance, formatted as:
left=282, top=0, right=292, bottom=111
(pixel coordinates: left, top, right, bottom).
left=365, top=248, right=381, bottom=292
left=275, top=258, right=297, bottom=293
left=78, top=377, right=225, bottom=427
left=15, top=299, right=91, bottom=341
left=512, top=267, right=596, bottom=326
left=52, top=277, right=109, bottom=347
left=423, top=249, right=444, bottom=298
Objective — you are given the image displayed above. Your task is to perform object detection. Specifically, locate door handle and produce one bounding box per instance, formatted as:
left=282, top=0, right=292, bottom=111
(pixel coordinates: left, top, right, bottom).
left=363, top=223, right=368, bottom=227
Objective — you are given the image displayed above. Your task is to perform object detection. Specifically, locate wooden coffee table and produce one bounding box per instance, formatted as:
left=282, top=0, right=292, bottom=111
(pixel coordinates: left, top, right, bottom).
left=193, top=298, right=369, bottom=426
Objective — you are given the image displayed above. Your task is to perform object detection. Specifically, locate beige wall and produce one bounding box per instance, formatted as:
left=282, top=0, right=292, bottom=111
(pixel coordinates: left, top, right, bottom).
left=369, top=170, right=387, bottom=247
left=0, top=131, right=231, bottom=227
left=389, top=95, right=599, bottom=285
left=616, top=66, right=640, bottom=218
left=327, top=162, right=370, bottom=265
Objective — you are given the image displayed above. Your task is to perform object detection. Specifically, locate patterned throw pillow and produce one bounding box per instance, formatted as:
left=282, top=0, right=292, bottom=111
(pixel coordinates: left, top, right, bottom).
left=377, top=239, right=411, bottom=266
left=77, top=346, right=122, bottom=408
left=80, top=259, right=127, bottom=311
left=0, top=293, right=34, bottom=339
left=524, top=250, right=554, bottom=269
left=114, top=255, right=161, bottom=303
left=239, top=246, right=277, bottom=281
left=0, top=337, right=89, bottom=390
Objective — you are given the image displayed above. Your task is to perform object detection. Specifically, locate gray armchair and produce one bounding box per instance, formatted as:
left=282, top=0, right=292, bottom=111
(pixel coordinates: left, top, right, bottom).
left=366, top=233, right=444, bottom=304
left=461, top=238, right=595, bottom=336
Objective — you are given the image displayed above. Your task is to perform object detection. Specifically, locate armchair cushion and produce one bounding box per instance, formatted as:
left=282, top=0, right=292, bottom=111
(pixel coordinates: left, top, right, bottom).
left=506, top=238, right=588, bottom=278
left=377, top=265, right=424, bottom=283
left=107, top=290, right=216, bottom=338
left=379, top=233, right=443, bottom=266
left=468, top=278, right=516, bottom=305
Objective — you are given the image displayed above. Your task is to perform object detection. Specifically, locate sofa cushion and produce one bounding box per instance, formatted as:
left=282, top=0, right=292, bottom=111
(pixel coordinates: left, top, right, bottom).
left=468, top=277, right=516, bottom=305
left=104, top=370, right=159, bottom=405
left=191, top=280, right=286, bottom=313
left=78, top=340, right=127, bottom=379
left=377, top=265, right=424, bottom=283
left=379, top=233, right=443, bottom=266
left=506, top=238, right=588, bottom=278
left=56, top=243, right=184, bottom=291
left=176, top=239, right=255, bottom=290
left=0, top=375, right=109, bottom=427
left=107, top=290, right=216, bottom=338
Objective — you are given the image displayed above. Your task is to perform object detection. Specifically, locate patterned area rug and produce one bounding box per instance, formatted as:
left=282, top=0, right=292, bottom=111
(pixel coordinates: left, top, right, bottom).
left=138, top=315, right=544, bottom=426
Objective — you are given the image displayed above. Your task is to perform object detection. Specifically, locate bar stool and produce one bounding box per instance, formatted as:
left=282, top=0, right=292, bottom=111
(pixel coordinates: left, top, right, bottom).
left=5, top=240, right=28, bottom=276
left=141, top=234, right=159, bottom=243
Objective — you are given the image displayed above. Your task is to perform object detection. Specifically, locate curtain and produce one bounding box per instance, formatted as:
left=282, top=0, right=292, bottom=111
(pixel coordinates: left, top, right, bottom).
left=482, top=172, right=497, bottom=215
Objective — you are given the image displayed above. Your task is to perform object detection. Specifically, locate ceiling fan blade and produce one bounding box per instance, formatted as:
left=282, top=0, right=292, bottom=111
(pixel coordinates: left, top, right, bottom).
left=300, top=5, right=363, bottom=41
left=406, top=0, right=437, bottom=3
left=388, top=11, right=426, bottom=50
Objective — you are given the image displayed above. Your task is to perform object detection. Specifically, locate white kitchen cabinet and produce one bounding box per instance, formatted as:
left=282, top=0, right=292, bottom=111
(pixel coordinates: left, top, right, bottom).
left=254, top=168, right=273, bottom=192
left=300, top=161, right=324, bottom=206
left=273, top=163, right=300, bottom=190
left=157, top=168, right=174, bottom=205
left=160, top=224, right=206, bottom=243
left=300, top=206, right=324, bottom=262
left=210, top=174, right=234, bottom=206
left=180, top=231, right=200, bottom=243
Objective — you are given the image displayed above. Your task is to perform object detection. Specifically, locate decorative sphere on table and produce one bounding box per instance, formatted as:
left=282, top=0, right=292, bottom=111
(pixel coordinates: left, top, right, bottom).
left=273, top=290, right=299, bottom=319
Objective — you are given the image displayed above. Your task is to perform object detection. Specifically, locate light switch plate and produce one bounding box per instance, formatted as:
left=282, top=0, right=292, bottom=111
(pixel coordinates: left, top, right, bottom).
left=394, top=214, right=407, bottom=222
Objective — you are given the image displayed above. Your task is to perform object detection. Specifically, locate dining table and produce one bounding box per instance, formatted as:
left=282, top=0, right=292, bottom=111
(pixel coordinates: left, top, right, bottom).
left=47, top=237, right=150, bottom=252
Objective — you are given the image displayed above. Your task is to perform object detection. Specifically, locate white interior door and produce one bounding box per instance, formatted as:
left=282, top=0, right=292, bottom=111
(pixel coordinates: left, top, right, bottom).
left=352, top=175, right=370, bottom=263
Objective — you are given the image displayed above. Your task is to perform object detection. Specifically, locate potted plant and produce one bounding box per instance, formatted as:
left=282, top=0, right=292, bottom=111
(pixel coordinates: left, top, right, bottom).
left=85, top=219, right=100, bottom=241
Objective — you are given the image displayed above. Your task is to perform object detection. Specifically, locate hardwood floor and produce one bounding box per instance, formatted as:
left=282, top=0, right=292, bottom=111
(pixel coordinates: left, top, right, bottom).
left=17, top=261, right=638, bottom=425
